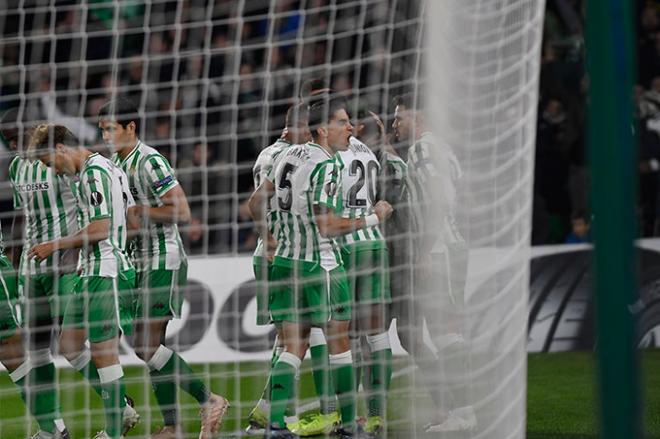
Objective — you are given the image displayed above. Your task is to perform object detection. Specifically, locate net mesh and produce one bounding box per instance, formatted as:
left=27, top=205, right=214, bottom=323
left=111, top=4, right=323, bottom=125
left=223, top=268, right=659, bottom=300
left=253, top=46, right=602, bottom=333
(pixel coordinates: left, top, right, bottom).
left=0, top=0, right=544, bottom=438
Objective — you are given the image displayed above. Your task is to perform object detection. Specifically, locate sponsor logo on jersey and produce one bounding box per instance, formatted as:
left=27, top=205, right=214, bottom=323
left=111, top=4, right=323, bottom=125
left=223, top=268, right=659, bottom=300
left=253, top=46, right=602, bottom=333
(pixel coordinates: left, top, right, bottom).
left=90, top=191, right=104, bottom=206
left=15, top=182, right=50, bottom=192
left=153, top=175, right=173, bottom=189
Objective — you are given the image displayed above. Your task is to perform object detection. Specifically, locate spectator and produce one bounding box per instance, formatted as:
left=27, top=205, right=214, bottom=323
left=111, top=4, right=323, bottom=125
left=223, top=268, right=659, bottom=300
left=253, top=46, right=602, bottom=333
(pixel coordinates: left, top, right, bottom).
left=565, top=210, right=592, bottom=244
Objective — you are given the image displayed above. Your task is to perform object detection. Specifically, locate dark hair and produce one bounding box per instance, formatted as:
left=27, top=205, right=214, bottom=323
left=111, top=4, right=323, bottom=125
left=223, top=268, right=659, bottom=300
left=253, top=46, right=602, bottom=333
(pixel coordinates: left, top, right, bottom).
left=308, top=95, right=348, bottom=140
left=300, top=77, right=330, bottom=102
left=571, top=209, right=590, bottom=223
left=98, top=97, right=141, bottom=133
left=29, top=124, right=79, bottom=156
left=392, top=92, right=423, bottom=111
left=285, top=102, right=309, bottom=128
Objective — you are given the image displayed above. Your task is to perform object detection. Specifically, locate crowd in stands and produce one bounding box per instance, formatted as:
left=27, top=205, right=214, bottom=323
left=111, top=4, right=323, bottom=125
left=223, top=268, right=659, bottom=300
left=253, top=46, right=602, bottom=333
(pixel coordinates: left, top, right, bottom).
left=2, top=0, right=660, bottom=251
left=534, top=0, right=660, bottom=245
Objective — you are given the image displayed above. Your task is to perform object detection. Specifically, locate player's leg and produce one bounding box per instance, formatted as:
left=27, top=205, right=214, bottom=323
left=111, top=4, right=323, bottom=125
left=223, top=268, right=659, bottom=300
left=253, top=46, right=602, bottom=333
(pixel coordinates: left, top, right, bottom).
left=248, top=258, right=282, bottom=430
left=360, top=248, right=393, bottom=435
left=134, top=265, right=227, bottom=439
left=266, top=259, right=320, bottom=437
left=288, top=325, right=339, bottom=437
left=423, top=243, right=476, bottom=432
left=59, top=274, right=106, bottom=399
left=85, top=276, right=133, bottom=439
left=20, top=273, right=68, bottom=438
left=269, top=321, right=309, bottom=432
left=0, top=266, right=61, bottom=437
left=325, top=266, right=358, bottom=437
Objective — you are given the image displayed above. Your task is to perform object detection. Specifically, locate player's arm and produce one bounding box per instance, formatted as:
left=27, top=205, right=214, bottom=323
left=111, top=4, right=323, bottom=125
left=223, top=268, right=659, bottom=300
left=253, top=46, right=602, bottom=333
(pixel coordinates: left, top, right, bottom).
left=137, top=184, right=191, bottom=224
left=311, top=160, right=392, bottom=238
left=248, top=179, right=275, bottom=225
left=313, top=202, right=392, bottom=238
left=28, top=168, right=112, bottom=260
left=138, top=154, right=191, bottom=224
left=28, top=218, right=110, bottom=261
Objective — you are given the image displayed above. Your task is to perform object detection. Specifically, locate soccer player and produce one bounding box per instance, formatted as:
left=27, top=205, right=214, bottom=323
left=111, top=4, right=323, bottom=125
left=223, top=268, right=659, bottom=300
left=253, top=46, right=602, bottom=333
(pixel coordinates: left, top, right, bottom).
left=392, top=93, right=475, bottom=432
left=249, top=96, right=393, bottom=438
left=99, top=97, right=229, bottom=439
left=27, top=123, right=139, bottom=439
left=337, top=117, right=393, bottom=437
left=248, top=103, right=339, bottom=438
left=1, top=108, right=72, bottom=439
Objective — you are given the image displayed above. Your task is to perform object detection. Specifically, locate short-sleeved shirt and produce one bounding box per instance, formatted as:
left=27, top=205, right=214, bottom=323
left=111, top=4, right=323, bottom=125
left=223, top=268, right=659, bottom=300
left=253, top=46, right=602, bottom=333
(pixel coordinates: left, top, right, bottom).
left=76, top=153, right=134, bottom=278
left=8, top=156, right=79, bottom=275
left=406, top=131, right=464, bottom=251
left=337, top=136, right=385, bottom=249
left=112, top=140, right=186, bottom=272
left=267, top=142, right=344, bottom=270
left=251, top=138, right=292, bottom=260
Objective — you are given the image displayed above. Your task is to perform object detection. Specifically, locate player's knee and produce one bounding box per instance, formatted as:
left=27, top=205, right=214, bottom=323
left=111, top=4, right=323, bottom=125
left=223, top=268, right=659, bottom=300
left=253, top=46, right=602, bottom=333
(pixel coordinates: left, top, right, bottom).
left=133, top=345, right=149, bottom=361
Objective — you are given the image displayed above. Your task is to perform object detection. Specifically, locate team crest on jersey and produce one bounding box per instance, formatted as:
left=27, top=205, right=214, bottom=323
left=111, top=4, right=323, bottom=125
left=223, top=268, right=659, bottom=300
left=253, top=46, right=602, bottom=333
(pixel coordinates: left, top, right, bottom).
left=90, top=191, right=104, bottom=206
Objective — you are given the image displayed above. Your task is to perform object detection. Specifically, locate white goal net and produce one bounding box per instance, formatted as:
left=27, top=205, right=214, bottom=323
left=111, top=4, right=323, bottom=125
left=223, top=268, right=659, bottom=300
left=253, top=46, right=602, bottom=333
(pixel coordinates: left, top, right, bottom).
left=0, top=0, right=544, bottom=438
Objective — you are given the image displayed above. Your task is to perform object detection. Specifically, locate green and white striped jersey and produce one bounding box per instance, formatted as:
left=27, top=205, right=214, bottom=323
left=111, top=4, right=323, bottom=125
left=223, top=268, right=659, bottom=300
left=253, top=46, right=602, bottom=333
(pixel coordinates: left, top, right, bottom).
left=8, top=156, right=79, bottom=275
left=76, top=153, right=134, bottom=278
left=252, top=138, right=292, bottom=260
left=267, top=142, right=344, bottom=270
left=406, top=131, right=464, bottom=251
left=337, top=137, right=384, bottom=248
left=112, top=140, right=186, bottom=272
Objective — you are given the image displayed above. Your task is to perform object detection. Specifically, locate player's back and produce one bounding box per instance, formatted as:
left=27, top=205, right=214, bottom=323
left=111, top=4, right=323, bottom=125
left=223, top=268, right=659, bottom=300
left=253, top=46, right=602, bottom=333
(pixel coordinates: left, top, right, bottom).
left=269, top=142, right=342, bottom=269
left=8, top=155, right=79, bottom=274
left=252, top=139, right=291, bottom=259
left=337, top=137, right=383, bottom=246
left=252, top=138, right=291, bottom=190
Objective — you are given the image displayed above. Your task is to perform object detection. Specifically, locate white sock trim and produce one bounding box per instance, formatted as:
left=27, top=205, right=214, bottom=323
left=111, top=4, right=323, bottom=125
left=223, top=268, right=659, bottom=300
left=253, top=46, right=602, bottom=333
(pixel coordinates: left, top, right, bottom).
left=309, top=327, right=327, bottom=347
left=277, top=352, right=301, bottom=370
left=9, top=361, right=30, bottom=383
left=329, top=350, right=353, bottom=365
left=366, top=332, right=391, bottom=352
left=98, top=364, right=124, bottom=384
left=69, top=349, right=92, bottom=371
left=30, top=348, right=52, bottom=368
left=147, top=344, right=174, bottom=371
left=54, top=418, right=66, bottom=433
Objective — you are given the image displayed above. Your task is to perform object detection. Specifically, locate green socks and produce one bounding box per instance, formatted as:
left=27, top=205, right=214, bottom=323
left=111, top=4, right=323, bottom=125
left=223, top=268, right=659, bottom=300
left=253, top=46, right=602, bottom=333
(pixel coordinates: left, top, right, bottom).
left=329, top=350, right=356, bottom=430
left=148, top=344, right=211, bottom=426
left=366, top=332, right=392, bottom=418
left=70, top=349, right=103, bottom=397
left=260, top=344, right=283, bottom=403
left=310, top=328, right=336, bottom=414
left=269, top=352, right=301, bottom=428
left=10, top=350, right=62, bottom=434
left=98, top=364, right=126, bottom=439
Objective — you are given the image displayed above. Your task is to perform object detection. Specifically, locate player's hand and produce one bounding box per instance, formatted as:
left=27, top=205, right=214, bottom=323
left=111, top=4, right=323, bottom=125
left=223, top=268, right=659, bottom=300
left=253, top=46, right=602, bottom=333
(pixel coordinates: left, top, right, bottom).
left=28, top=242, right=56, bottom=261
left=374, top=200, right=393, bottom=221
left=369, top=111, right=386, bottom=137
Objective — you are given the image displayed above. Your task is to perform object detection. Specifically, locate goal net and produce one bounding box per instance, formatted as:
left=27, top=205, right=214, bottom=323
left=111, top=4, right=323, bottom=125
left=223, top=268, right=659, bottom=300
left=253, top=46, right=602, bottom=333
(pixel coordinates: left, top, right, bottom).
left=0, top=0, right=544, bottom=438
